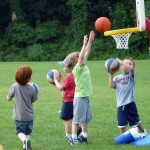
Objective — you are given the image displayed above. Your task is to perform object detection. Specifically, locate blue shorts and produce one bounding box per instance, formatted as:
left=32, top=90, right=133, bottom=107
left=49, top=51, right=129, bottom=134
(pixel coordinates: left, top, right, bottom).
left=60, top=102, right=73, bottom=121
left=15, top=120, right=33, bottom=135
left=117, top=102, right=141, bottom=128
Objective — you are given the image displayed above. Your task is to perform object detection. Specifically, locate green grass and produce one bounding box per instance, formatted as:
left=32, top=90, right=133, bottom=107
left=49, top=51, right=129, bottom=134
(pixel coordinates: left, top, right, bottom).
left=0, top=60, right=150, bottom=150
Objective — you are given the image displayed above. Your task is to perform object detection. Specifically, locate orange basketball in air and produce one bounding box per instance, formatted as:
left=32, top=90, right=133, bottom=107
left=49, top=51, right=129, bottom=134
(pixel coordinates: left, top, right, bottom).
left=95, top=17, right=111, bottom=32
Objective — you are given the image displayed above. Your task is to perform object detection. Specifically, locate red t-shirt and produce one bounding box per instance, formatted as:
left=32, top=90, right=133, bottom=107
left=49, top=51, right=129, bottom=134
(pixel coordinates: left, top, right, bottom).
left=62, top=73, right=75, bottom=102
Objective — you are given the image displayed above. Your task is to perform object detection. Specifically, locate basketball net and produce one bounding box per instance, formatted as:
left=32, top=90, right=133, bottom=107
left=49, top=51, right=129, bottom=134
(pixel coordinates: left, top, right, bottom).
left=111, top=33, right=132, bottom=49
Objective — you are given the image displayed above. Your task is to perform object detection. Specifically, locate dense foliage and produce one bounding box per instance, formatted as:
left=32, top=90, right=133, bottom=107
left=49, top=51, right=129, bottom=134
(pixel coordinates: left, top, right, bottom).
left=0, top=0, right=150, bottom=61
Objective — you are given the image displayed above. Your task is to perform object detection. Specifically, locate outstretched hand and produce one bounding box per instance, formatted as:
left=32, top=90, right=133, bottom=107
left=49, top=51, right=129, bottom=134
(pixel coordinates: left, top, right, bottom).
left=83, top=35, right=88, bottom=47
left=89, top=31, right=95, bottom=43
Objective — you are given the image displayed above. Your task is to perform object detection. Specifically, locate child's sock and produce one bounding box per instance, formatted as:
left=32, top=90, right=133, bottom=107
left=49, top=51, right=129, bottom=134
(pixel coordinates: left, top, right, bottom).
left=72, top=134, right=77, bottom=139
left=82, top=132, right=88, bottom=138
left=66, top=133, right=71, bottom=137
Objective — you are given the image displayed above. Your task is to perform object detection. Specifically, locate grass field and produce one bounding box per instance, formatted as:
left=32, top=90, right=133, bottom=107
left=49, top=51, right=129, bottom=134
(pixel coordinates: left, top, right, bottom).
left=0, top=60, right=150, bottom=150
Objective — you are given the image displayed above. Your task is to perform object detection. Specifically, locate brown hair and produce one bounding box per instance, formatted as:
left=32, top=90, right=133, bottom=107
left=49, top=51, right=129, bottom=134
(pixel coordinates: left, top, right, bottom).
left=15, top=66, right=32, bottom=85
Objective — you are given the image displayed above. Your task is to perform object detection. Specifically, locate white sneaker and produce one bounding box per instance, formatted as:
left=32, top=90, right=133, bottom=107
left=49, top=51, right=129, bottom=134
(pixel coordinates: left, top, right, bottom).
left=140, top=129, right=148, bottom=137
left=68, top=138, right=78, bottom=145
left=64, top=135, right=72, bottom=142
left=72, top=138, right=78, bottom=145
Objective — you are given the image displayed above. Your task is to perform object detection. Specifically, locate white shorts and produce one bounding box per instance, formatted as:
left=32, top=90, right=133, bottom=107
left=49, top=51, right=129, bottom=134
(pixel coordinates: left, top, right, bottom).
left=73, top=97, right=92, bottom=125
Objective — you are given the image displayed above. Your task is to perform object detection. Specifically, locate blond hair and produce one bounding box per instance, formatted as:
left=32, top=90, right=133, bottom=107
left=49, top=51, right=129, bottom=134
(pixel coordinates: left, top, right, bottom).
left=65, top=52, right=79, bottom=69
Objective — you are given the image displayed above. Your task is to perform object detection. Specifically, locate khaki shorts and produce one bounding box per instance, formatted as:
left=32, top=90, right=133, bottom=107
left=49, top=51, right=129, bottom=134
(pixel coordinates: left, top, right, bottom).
left=73, top=97, right=92, bottom=124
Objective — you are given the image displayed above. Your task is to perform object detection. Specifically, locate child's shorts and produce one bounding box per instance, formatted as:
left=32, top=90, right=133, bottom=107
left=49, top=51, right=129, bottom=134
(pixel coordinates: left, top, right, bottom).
left=60, top=102, right=73, bottom=121
left=15, top=120, right=33, bottom=135
left=73, top=97, right=92, bottom=125
left=117, top=102, right=141, bottom=128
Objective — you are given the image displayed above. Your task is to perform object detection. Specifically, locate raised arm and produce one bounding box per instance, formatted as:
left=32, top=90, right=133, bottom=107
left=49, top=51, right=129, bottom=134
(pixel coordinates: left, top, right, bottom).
left=108, top=73, right=116, bottom=88
left=84, top=31, right=95, bottom=59
left=77, top=35, right=88, bottom=66
left=116, top=57, right=134, bottom=75
left=77, top=31, right=95, bottom=66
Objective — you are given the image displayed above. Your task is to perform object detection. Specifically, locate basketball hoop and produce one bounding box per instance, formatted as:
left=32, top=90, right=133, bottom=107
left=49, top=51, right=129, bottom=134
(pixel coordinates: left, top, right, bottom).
left=104, top=27, right=140, bottom=49
left=103, top=0, right=146, bottom=49
left=111, top=33, right=132, bottom=49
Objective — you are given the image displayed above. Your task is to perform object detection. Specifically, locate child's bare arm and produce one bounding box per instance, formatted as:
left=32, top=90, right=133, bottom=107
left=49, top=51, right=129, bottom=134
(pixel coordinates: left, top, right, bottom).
left=123, top=61, right=134, bottom=74
left=54, top=72, right=64, bottom=91
left=84, top=31, right=95, bottom=59
left=116, top=57, right=134, bottom=74
left=109, top=73, right=115, bottom=88
left=77, top=35, right=88, bottom=66
left=77, top=31, right=95, bottom=66
left=116, top=58, right=123, bottom=65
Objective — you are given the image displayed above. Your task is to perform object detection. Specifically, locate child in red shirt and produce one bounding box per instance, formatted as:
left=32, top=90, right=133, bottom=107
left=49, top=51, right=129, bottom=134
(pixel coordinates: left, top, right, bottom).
left=54, top=53, right=81, bottom=141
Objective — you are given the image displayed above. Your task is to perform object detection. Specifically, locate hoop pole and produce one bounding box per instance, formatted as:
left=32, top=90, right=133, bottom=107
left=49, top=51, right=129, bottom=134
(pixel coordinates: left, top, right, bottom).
left=104, top=27, right=140, bottom=36
left=136, top=0, right=146, bottom=31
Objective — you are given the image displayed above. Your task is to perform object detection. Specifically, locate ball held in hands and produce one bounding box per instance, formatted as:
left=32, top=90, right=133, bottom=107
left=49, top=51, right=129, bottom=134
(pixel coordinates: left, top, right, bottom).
left=105, top=58, right=120, bottom=73
left=46, top=69, right=61, bottom=85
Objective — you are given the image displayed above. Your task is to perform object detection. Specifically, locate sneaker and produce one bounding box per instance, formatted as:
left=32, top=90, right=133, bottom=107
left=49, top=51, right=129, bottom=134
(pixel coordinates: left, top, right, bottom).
left=68, top=137, right=73, bottom=145
left=68, top=138, right=78, bottom=145
left=24, top=140, right=32, bottom=150
left=72, top=138, right=78, bottom=145
left=78, top=135, right=88, bottom=144
left=77, top=127, right=82, bottom=137
left=140, top=129, right=148, bottom=137
left=64, top=135, right=72, bottom=142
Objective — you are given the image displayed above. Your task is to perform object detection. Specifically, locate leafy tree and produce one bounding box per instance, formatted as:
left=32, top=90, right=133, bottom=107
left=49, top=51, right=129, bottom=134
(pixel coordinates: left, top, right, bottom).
left=5, top=22, right=35, bottom=48
left=0, top=0, right=150, bottom=61
left=68, top=0, right=88, bottom=49
left=34, top=20, right=60, bottom=43
left=0, top=0, right=11, bottom=37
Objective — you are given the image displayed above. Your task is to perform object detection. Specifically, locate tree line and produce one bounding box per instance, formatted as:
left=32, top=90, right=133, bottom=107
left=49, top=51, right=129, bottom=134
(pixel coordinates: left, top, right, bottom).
left=0, top=0, right=150, bottom=61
